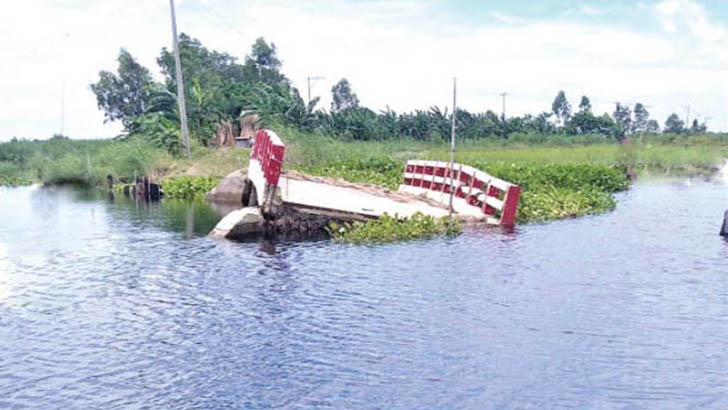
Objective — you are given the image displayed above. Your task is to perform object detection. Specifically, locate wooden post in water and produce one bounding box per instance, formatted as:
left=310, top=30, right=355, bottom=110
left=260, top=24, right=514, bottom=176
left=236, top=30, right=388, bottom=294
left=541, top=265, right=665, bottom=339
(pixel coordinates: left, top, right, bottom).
left=448, top=77, right=457, bottom=217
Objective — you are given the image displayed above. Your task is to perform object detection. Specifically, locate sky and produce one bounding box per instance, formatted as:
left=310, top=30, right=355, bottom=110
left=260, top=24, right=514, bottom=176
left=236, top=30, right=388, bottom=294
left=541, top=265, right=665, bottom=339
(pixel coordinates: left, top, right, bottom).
left=1, top=0, right=727, bottom=141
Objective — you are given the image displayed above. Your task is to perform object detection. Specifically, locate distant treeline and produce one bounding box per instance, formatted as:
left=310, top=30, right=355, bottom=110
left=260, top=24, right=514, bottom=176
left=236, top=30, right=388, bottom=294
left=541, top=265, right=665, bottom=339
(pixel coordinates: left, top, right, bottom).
left=85, top=34, right=710, bottom=153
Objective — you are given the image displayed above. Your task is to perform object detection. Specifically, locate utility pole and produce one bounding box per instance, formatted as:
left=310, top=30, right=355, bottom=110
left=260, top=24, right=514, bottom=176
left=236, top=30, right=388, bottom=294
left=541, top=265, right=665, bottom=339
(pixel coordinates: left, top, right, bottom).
left=499, top=92, right=507, bottom=121
left=448, top=77, right=457, bottom=217
left=169, top=0, right=191, bottom=158
left=60, top=32, right=69, bottom=137
left=60, top=83, right=65, bottom=137
left=307, top=76, right=324, bottom=106
left=683, top=104, right=691, bottom=127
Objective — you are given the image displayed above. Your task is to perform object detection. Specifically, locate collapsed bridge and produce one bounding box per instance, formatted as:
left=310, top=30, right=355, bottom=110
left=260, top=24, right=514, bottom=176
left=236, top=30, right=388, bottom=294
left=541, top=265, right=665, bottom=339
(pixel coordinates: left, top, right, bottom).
left=210, top=129, right=521, bottom=239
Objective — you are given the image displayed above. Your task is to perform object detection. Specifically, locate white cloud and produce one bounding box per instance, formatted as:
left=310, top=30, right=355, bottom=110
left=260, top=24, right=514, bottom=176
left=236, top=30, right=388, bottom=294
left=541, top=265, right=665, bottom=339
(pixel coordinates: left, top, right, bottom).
left=655, top=0, right=726, bottom=41
left=1, top=0, right=728, bottom=141
left=577, top=4, right=607, bottom=16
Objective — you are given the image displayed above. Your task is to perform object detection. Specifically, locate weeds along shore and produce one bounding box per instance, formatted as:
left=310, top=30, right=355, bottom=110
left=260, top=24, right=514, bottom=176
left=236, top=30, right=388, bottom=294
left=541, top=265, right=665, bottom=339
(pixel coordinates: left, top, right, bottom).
left=1, top=127, right=726, bottom=223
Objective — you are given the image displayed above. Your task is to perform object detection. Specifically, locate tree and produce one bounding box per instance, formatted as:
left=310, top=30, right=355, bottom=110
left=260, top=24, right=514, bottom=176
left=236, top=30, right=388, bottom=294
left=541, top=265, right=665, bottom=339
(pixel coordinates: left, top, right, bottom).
left=331, top=78, right=359, bottom=112
left=578, top=95, right=592, bottom=113
left=567, top=111, right=614, bottom=135
left=633, top=103, right=649, bottom=133
left=612, top=103, right=632, bottom=142
left=90, top=49, right=153, bottom=128
left=664, top=113, right=685, bottom=133
left=646, top=119, right=660, bottom=133
left=551, top=91, right=571, bottom=126
left=249, top=37, right=281, bottom=72
left=690, top=119, right=707, bottom=134
left=155, top=34, right=299, bottom=145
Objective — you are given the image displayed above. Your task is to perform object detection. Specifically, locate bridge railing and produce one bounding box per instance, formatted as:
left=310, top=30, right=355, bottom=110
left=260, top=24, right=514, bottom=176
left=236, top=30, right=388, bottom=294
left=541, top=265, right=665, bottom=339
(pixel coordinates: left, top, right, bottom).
left=401, top=160, right=521, bottom=227
left=250, top=129, right=285, bottom=187
left=248, top=129, right=286, bottom=211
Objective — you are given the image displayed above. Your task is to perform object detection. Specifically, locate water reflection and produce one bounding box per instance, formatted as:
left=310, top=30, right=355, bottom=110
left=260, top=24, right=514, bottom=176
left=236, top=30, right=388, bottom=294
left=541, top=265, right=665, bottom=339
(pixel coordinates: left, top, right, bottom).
left=0, top=243, right=11, bottom=301
left=107, top=194, right=223, bottom=237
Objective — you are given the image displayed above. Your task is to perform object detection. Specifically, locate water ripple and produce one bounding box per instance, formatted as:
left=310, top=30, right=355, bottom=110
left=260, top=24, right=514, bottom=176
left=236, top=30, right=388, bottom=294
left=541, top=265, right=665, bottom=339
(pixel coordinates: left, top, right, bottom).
left=2, top=182, right=728, bottom=408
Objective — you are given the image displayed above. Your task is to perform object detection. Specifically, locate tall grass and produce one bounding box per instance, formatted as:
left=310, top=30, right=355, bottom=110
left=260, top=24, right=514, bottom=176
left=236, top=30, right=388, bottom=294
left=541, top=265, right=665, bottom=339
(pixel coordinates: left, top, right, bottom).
left=0, top=138, right=248, bottom=187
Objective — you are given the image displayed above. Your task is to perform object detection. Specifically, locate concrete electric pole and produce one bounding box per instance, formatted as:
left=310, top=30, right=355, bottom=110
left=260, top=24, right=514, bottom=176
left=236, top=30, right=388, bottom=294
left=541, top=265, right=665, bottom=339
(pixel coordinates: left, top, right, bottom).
left=499, top=92, right=507, bottom=121
left=307, top=76, right=324, bottom=106
left=448, top=77, right=457, bottom=217
left=169, top=0, right=191, bottom=158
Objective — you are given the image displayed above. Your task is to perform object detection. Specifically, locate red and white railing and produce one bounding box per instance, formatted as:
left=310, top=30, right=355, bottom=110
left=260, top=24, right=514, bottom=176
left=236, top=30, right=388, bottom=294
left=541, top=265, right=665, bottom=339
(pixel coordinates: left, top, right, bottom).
left=248, top=129, right=286, bottom=209
left=400, top=160, right=521, bottom=227
left=250, top=129, right=285, bottom=187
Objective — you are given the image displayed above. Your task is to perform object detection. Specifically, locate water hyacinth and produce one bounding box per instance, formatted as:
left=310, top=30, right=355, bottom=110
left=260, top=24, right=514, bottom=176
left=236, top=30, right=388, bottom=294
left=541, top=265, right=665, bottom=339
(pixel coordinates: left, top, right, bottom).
left=0, top=175, right=33, bottom=187
left=327, top=212, right=462, bottom=243
left=295, top=155, right=631, bottom=223
left=162, top=176, right=220, bottom=199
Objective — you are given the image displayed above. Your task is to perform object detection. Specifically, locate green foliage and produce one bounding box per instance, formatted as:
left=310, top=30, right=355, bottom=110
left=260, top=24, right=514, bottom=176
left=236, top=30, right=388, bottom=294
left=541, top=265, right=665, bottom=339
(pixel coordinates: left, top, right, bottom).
left=89, top=34, right=717, bottom=153
left=552, top=90, right=571, bottom=125
left=127, top=112, right=181, bottom=154
left=248, top=37, right=281, bottom=71
left=296, top=157, right=403, bottom=190
left=468, top=162, right=630, bottom=194
left=331, top=78, right=360, bottom=112
left=633, top=103, right=649, bottom=133
left=665, top=113, right=685, bottom=134
left=578, top=96, right=592, bottom=113
left=327, top=213, right=462, bottom=243
left=613, top=103, right=632, bottom=142
left=90, top=49, right=153, bottom=128
left=91, top=35, right=298, bottom=153
left=518, top=187, right=617, bottom=222
left=0, top=174, right=33, bottom=186
left=162, top=176, right=219, bottom=199
left=0, top=138, right=170, bottom=186
left=282, top=130, right=632, bottom=223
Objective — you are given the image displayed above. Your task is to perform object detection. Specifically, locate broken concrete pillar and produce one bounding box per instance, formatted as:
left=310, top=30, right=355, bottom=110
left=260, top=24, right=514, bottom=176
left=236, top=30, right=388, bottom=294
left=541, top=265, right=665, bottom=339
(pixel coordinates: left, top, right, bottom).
left=209, top=207, right=264, bottom=240
left=205, top=169, right=248, bottom=203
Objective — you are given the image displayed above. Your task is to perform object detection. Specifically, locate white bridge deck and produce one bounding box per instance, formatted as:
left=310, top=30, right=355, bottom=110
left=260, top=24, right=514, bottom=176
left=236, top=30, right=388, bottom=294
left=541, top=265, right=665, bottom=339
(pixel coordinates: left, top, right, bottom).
left=278, top=172, right=487, bottom=222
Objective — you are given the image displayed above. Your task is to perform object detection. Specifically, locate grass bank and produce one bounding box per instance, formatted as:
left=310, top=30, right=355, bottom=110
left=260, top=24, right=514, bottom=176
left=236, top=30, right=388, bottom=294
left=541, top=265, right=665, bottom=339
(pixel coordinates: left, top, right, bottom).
left=0, top=138, right=248, bottom=197
left=280, top=125, right=726, bottom=222
left=2, top=127, right=725, bottom=223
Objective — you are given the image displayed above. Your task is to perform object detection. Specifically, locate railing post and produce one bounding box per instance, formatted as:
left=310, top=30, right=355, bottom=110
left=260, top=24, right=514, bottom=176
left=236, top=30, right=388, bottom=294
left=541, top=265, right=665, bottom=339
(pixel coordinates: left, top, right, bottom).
left=500, top=186, right=521, bottom=227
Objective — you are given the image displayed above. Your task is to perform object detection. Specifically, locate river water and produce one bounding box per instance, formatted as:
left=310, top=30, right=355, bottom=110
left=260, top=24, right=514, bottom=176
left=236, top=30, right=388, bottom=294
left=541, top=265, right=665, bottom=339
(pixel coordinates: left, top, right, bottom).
left=1, top=180, right=728, bottom=409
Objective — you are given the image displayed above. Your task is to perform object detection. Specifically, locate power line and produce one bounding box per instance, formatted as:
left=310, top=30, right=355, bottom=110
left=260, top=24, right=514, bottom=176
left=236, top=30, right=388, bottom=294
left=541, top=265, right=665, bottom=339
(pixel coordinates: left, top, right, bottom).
left=194, top=6, right=248, bottom=39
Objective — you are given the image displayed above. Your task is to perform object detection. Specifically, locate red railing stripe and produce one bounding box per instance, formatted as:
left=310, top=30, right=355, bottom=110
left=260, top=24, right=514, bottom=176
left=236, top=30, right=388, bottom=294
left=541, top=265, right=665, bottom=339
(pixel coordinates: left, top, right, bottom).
left=251, top=129, right=286, bottom=187
left=402, top=160, right=521, bottom=227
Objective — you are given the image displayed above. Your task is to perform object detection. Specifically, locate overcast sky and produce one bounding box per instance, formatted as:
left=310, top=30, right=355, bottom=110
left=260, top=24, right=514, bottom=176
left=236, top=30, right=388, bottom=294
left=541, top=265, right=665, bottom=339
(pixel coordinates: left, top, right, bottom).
left=1, top=0, right=727, bottom=141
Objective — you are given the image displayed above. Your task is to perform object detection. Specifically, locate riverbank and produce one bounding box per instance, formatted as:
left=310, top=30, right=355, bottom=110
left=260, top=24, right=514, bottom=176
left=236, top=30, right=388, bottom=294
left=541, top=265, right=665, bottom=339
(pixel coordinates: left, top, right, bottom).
left=0, top=137, right=248, bottom=187
left=2, top=129, right=725, bottom=223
